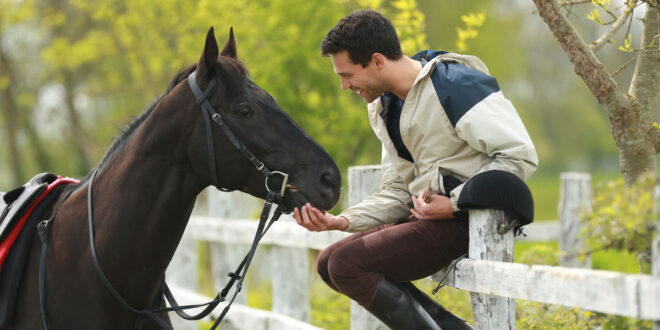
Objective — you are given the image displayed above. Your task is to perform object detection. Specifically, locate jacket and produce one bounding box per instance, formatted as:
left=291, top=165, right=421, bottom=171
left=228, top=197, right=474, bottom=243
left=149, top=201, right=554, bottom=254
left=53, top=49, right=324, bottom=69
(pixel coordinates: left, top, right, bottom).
left=339, top=50, right=538, bottom=232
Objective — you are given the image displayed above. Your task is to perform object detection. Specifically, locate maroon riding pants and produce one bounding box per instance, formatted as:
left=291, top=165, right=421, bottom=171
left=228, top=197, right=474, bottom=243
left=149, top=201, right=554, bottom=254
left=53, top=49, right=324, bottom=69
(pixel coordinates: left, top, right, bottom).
left=317, top=217, right=469, bottom=307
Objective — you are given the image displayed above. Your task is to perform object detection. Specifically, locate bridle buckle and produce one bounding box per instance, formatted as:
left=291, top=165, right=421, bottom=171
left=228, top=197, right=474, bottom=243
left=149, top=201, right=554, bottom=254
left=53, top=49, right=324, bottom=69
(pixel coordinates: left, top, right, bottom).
left=265, top=171, right=289, bottom=198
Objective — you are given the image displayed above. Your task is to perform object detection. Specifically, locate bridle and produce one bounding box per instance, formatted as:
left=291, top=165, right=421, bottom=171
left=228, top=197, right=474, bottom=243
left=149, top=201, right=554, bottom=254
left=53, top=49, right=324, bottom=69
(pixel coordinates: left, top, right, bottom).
left=37, top=70, right=294, bottom=330
left=187, top=70, right=292, bottom=198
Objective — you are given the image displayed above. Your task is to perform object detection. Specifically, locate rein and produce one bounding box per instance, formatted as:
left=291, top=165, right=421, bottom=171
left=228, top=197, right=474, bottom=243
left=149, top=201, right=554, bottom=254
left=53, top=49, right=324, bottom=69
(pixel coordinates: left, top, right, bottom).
left=37, top=70, right=291, bottom=329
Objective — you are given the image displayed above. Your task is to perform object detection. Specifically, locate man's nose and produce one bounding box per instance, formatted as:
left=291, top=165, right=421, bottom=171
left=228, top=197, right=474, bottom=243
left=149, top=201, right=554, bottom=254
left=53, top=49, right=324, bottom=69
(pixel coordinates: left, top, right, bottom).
left=340, top=77, right=350, bottom=91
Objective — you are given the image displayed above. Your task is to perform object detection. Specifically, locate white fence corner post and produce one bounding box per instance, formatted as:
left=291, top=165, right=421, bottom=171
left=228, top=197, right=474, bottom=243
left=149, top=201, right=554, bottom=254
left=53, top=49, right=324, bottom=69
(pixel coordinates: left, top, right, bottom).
left=347, top=165, right=388, bottom=330
left=468, top=209, right=515, bottom=329
left=559, top=172, right=592, bottom=268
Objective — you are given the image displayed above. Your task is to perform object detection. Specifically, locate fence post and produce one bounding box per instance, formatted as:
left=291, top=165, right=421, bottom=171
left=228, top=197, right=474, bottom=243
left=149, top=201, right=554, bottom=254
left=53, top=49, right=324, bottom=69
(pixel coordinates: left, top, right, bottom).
left=558, top=172, right=592, bottom=268
left=207, top=188, right=259, bottom=305
left=271, top=227, right=311, bottom=322
left=468, top=209, right=516, bottom=329
left=347, top=166, right=388, bottom=330
left=167, top=220, right=200, bottom=330
left=653, top=184, right=659, bottom=330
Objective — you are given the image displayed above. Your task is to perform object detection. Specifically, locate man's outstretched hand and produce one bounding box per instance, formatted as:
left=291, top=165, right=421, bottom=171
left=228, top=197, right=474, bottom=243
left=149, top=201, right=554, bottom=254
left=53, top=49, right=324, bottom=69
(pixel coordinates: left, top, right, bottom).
left=293, top=203, right=349, bottom=232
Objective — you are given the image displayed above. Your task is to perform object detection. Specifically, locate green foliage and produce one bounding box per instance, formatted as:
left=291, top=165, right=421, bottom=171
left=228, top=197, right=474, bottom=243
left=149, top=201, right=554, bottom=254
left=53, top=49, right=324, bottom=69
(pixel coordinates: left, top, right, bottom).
left=310, top=272, right=351, bottom=329
left=515, top=241, right=561, bottom=266
left=581, top=172, right=657, bottom=272
left=517, top=301, right=653, bottom=329
left=455, top=11, right=486, bottom=52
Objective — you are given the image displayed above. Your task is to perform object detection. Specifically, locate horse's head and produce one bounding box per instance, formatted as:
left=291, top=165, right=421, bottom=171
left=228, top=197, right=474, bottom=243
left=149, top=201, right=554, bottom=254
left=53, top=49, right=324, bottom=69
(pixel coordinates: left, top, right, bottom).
left=187, top=27, right=341, bottom=212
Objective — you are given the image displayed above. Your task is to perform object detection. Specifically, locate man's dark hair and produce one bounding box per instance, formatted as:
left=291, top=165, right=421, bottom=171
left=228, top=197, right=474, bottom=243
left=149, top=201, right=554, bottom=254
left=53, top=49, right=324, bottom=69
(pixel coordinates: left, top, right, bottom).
left=321, top=10, right=403, bottom=67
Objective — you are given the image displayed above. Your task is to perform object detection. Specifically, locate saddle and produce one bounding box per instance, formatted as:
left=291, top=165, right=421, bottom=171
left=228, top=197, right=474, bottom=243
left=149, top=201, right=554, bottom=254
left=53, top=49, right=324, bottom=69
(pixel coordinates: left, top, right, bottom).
left=0, top=173, right=73, bottom=329
left=0, top=173, right=57, bottom=245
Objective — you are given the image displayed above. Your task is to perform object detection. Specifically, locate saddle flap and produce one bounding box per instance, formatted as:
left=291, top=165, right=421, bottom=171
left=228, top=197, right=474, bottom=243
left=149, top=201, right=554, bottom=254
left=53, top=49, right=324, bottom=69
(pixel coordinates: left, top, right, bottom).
left=0, top=173, right=57, bottom=242
left=2, top=187, right=24, bottom=205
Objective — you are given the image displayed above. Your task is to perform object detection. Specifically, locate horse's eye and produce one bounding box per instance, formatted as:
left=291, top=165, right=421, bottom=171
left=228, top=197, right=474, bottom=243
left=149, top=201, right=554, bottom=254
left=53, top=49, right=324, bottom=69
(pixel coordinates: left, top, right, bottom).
left=234, top=106, right=252, bottom=117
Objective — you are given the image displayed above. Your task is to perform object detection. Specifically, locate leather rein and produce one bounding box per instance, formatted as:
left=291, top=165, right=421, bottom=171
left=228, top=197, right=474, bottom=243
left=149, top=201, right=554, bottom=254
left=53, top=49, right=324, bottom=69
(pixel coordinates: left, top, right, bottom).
left=37, top=70, right=291, bottom=329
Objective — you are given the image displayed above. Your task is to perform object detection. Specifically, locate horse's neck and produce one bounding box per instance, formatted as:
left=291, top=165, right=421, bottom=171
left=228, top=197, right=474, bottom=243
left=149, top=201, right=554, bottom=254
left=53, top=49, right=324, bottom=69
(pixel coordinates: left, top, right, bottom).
left=82, top=95, right=204, bottom=304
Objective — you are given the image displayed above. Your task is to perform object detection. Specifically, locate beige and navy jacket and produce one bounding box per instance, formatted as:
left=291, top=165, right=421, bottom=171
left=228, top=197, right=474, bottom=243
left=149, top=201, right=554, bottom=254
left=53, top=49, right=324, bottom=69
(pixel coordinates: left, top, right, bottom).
left=339, top=50, right=538, bottom=232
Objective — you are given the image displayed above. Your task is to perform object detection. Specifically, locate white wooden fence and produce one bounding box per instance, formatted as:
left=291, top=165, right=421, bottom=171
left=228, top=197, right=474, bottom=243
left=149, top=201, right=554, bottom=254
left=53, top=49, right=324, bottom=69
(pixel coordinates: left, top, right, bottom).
left=2, top=166, right=659, bottom=329
left=163, top=166, right=660, bottom=329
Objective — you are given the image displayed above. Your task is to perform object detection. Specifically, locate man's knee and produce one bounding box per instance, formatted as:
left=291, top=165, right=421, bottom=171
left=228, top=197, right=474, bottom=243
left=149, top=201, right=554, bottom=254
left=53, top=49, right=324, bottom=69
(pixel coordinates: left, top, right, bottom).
left=316, top=247, right=332, bottom=278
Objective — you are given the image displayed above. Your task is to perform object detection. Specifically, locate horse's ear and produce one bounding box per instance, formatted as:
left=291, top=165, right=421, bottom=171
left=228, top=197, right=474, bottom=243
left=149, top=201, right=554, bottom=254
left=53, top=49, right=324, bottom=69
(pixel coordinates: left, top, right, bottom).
left=197, top=27, right=219, bottom=78
left=220, top=27, right=238, bottom=59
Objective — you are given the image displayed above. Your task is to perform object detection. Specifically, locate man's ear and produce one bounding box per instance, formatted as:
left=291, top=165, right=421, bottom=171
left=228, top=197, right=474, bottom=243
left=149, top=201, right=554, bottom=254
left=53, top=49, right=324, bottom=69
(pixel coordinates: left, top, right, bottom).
left=220, top=27, right=238, bottom=59
left=197, top=27, right=219, bottom=79
left=371, top=53, right=386, bottom=70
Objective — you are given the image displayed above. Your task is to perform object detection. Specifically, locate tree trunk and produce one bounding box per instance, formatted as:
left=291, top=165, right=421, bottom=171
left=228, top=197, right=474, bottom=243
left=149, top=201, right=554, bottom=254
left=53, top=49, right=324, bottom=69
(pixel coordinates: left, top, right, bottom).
left=532, top=0, right=660, bottom=185
left=625, top=6, right=660, bottom=184
left=63, top=71, right=91, bottom=175
left=23, top=118, right=52, bottom=171
left=0, top=45, right=24, bottom=186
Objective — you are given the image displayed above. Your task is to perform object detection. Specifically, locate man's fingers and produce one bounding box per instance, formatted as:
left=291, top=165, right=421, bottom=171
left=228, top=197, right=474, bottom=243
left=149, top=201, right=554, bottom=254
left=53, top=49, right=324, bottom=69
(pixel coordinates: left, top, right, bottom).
left=304, top=204, right=324, bottom=230
left=411, top=195, right=420, bottom=210
left=410, top=208, right=426, bottom=220
left=300, top=205, right=319, bottom=231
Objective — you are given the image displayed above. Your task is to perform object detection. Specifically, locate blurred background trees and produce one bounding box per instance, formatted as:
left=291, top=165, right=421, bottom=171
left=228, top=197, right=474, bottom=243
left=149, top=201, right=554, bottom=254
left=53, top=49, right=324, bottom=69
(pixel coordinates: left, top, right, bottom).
left=0, top=0, right=656, bottom=213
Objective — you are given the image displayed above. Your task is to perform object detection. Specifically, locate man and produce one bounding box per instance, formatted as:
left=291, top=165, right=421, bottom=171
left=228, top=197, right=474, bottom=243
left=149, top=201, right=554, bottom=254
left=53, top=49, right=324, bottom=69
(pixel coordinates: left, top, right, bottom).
left=293, top=9, right=538, bottom=330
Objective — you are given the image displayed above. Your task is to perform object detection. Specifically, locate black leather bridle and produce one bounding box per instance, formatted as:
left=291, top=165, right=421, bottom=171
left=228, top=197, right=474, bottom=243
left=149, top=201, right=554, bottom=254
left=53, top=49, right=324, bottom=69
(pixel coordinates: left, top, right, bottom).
left=37, top=70, right=292, bottom=330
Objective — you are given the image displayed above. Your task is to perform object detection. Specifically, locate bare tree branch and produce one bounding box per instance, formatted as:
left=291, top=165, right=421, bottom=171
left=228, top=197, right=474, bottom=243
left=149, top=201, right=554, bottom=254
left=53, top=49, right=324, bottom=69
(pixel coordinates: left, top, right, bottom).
left=592, top=0, right=637, bottom=51
left=533, top=0, right=658, bottom=184
left=611, top=55, right=637, bottom=77
left=533, top=0, right=619, bottom=102
left=558, top=0, right=591, bottom=6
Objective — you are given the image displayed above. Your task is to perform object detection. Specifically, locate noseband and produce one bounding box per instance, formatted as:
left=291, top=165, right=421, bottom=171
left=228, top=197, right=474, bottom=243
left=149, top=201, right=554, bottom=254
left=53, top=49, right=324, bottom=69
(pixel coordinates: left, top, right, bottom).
left=187, top=70, right=290, bottom=199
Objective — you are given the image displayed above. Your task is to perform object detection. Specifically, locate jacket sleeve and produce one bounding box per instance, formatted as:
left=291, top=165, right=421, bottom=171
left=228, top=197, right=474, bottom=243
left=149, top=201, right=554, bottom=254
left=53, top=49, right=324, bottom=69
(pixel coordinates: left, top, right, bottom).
left=339, top=145, right=412, bottom=232
left=448, top=90, right=538, bottom=211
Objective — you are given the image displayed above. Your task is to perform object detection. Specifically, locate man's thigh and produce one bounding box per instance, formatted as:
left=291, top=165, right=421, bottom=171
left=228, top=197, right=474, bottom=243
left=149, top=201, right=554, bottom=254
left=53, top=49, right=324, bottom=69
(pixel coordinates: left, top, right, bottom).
left=341, top=218, right=469, bottom=281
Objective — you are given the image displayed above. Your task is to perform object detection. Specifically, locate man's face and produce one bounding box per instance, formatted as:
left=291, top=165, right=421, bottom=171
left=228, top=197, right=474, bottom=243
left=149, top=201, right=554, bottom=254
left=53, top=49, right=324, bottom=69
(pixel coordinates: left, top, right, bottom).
left=330, top=50, right=384, bottom=103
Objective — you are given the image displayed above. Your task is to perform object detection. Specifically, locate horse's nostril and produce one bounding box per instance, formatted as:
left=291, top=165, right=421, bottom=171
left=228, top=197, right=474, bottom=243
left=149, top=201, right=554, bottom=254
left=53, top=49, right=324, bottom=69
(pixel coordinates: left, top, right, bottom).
left=319, top=168, right=339, bottom=191
left=321, top=172, right=333, bottom=186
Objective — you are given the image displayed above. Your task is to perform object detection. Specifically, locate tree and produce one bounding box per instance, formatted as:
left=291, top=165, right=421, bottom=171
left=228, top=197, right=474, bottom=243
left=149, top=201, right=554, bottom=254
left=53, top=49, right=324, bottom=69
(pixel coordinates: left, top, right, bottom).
left=532, top=0, right=660, bottom=185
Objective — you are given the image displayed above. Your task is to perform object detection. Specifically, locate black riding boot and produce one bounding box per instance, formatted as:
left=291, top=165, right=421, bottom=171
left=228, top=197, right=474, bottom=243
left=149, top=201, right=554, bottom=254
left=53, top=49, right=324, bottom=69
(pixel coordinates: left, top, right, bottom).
left=366, top=278, right=440, bottom=330
left=401, top=282, right=474, bottom=330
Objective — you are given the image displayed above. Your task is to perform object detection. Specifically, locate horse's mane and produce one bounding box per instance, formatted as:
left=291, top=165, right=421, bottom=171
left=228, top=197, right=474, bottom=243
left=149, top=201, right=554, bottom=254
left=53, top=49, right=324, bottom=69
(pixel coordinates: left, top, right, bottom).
left=89, top=57, right=248, bottom=178
left=95, top=64, right=197, bottom=170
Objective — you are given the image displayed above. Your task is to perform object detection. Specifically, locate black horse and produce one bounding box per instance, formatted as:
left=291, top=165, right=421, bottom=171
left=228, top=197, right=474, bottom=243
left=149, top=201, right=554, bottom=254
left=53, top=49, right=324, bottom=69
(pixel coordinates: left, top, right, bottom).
left=9, top=28, right=341, bottom=329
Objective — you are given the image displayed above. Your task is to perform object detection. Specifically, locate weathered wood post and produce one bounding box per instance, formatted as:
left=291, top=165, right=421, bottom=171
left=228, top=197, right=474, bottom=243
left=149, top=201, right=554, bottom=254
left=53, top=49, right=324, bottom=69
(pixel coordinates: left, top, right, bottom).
left=347, top=166, right=388, bottom=330
left=167, top=197, right=201, bottom=330
left=468, top=209, right=516, bottom=329
left=271, top=213, right=311, bottom=322
left=558, top=172, right=592, bottom=268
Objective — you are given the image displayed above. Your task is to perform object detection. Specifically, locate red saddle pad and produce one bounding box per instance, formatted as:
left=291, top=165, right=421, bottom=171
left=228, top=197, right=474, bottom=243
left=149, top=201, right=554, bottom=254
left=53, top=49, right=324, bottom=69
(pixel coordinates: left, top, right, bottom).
left=0, top=177, right=78, bottom=272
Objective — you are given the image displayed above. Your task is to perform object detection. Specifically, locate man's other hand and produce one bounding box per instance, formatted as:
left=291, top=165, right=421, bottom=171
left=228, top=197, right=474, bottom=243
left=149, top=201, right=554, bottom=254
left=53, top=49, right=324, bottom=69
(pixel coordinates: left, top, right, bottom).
left=410, top=190, right=455, bottom=220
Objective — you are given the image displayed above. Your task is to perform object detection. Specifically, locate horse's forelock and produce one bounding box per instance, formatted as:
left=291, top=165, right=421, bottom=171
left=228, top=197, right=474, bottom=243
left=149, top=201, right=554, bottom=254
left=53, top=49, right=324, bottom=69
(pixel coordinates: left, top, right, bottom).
left=216, top=57, right=249, bottom=95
